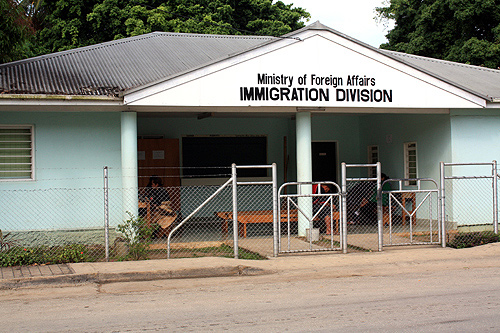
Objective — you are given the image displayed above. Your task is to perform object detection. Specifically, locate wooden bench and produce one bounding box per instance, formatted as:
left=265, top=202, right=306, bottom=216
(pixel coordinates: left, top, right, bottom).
left=216, top=209, right=340, bottom=238
left=139, top=200, right=177, bottom=237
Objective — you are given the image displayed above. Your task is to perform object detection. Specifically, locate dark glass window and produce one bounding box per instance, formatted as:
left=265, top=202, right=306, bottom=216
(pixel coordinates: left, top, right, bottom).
left=182, top=136, right=267, bottom=178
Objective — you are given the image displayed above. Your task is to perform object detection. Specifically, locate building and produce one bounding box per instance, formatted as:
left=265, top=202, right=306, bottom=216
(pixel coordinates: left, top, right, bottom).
left=1, top=21, right=500, bottom=233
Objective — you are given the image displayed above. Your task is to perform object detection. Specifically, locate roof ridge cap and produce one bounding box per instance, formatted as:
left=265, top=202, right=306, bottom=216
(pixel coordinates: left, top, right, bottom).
left=151, top=31, right=274, bottom=39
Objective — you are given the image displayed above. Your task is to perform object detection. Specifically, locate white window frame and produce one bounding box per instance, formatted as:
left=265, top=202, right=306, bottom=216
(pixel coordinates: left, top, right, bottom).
left=0, top=125, right=35, bottom=181
left=404, top=142, right=417, bottom=186
left=367, top=145, right=379, bottom=178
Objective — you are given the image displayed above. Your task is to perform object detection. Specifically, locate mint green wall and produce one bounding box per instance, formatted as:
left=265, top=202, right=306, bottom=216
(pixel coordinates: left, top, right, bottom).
left=359, top=114, right=451, bottom=186
left=0, top=111, right=123, bottom=230
left=447, top=110, right=500, bottom=226
left=450, top=110, right=500, bottom=165
left=0, top=111, right=122, bottom=189
left=0, top=111, right=466, bottom=231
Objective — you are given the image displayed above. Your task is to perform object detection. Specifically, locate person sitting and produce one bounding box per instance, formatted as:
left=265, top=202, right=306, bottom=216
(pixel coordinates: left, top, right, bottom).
left=139, top=176, right=177, bottom=237
left=312, top=183, right=337, bottom=234
left=356, top=173, right=391, bottom=226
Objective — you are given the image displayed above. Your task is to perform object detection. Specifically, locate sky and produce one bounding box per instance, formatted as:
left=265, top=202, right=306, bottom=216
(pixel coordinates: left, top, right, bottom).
left=288, top=0, right=395, bottom=48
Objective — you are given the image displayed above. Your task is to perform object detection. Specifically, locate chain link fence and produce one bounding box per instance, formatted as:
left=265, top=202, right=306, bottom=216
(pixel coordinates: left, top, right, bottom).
left=0, top=186, right=109, bottom=264
left=111, top=164, right=280, bottom=260
left=442, top=162, right=499, bottom=247
left=1, top=162, right=499, bottom=266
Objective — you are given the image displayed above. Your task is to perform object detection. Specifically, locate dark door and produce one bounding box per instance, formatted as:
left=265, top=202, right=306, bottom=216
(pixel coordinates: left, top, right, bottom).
left=312, top=141, right=337, bottom=183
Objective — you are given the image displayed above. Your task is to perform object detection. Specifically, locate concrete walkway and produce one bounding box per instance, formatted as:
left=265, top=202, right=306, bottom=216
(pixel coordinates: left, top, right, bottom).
left=0, top=264, right=73, bottom=279
left=1, top=242, right=499, bottom=290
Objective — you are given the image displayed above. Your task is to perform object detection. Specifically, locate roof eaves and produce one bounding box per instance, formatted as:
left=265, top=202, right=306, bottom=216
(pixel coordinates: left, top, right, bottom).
left=0, top=93, right=122, bottom=101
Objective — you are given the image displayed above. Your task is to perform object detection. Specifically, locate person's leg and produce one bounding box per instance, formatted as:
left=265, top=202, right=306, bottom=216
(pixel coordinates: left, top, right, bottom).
left=325, top=215, right=333, bottom=234
left=359, top=201, right=377, bottom=225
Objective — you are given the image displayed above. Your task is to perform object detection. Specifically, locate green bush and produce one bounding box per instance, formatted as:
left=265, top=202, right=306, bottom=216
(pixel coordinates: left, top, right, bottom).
left=0, top=244, right=90, bottom=267
left=448, top=231, right=500, bottom=249
left=0, top=229, right=19, bottom=251
left=0, top=247, right=47, bottom=266
left=54, top=244, right=89, bottom=263
left=116, top=212, right=154, bottom=261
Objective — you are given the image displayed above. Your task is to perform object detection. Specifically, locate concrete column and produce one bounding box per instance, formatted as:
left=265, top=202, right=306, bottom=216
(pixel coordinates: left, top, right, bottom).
left=296, top=111, right=313, bottom=236
left=121, top=111, right=138, bottom=219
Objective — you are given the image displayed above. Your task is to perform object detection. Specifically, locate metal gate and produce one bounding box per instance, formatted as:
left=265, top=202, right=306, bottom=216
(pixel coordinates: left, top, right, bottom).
left=167, top=163, right=278, bottom=259
left=341, top=162, right=444, bottom=252
left=341, top=162, right=382, bottom=252
left=276, top=181, right=343, bottom=254
left=382, top=178, right=442, bottom=247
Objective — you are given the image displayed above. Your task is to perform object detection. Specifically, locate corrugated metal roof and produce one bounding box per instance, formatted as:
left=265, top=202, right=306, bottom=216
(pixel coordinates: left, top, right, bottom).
left=380, top=50, right=500, bottom=100
left=0, top=32, right=275, bottom=97
left=2, top=22, right=500, bottom=102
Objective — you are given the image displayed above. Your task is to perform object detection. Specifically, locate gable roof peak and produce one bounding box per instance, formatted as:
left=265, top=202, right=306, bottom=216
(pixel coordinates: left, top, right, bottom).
left=307, top=21, right=331, bottom=30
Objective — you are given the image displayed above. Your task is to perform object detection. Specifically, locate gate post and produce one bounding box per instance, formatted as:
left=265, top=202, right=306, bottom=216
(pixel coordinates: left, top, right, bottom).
left=341, top=163, right=348, bottom=253
left=376, top=162, right=383, bottom=252
left=232, top=164, right=239, bottom=259
left=272, top=163, right=279, bottom=257
left=440, top=162, right=446, bottom=247
left=103, top=166, right=109, bottom=262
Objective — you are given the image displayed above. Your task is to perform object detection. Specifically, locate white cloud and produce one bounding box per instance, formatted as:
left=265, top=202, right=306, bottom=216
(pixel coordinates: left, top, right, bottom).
left=289, top=0, right=394, bottom=47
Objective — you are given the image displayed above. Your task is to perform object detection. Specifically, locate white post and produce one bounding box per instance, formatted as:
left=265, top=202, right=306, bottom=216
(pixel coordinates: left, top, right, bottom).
left=341, top=162, right=348, bottom=253
left=272, top=163, right=279, bottom=257
left=232, top=164, right=239, bottom=259
left=493, top=160, right=498, bottom=234
left=376, top=162, right=383, bottom=252
left=440, top=162, right=446, bottom=247
left=103, top=166, right=109, bottom=262
left=296, top=111, right=312, bottom=236
left=121, top=111, right=138, bottom=220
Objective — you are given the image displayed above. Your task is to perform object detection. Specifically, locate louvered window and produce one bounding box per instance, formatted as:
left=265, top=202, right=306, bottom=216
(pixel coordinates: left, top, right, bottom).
left=404, top=142, right=417, bottom=186
left=0, top=126, right=34, bottom=180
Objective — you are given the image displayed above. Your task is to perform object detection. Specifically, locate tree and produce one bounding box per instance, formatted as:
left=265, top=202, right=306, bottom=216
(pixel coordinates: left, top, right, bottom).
left=86, top=0, right=310, bottom=42
left=376, top=0, right=500, bottom=68
left=1, top=0, right=309, bottom=62
left=0, top=0, right=34, bottom=63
